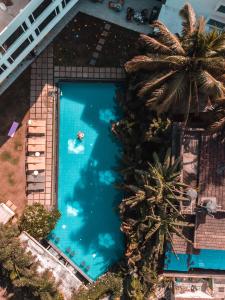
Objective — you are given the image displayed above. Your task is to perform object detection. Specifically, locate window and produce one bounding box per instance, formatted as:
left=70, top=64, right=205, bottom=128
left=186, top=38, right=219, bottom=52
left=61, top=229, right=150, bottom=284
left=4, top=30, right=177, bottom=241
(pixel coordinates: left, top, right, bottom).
left=37, top=10, right=57, bottom=33
left=207, top=19, right=225, bottom=29
left=29, top=0, right=53, bottom=23
left=11, top=38, right=30, bottom=60
left=61, top=0, right=72, bottom=8
left=217, top=5, right=225, bottom=13
left=4, top=26, right=25, bottom=48
left=218, top=287, right=224, bottom=292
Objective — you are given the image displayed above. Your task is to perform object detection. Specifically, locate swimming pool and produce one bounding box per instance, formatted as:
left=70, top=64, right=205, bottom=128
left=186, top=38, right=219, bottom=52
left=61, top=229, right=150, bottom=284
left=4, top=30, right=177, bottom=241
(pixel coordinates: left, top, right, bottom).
left=164, top=244, right=225, bottom=272
left=49, top=82, right=124, bottom=281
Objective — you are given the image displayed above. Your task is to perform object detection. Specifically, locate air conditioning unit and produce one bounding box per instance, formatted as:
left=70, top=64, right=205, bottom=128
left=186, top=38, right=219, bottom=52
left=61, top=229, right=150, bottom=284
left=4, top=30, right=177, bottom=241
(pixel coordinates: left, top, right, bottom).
left=200, top=197, right=218, bottom=214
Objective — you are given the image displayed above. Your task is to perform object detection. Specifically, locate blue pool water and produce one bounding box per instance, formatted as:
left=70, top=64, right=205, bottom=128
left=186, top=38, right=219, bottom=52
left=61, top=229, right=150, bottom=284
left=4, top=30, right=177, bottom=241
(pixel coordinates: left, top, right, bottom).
left=49, top=82, right=124, bottom=281
left=164, top=244, right=225, bottom=272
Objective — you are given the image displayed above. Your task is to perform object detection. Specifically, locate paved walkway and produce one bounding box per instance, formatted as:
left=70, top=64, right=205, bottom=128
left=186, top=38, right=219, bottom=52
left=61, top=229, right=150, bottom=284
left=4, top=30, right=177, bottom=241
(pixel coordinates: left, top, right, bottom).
left=28, top=46, right=54, bottom=208
left=28, top=46, right=125, bottom=209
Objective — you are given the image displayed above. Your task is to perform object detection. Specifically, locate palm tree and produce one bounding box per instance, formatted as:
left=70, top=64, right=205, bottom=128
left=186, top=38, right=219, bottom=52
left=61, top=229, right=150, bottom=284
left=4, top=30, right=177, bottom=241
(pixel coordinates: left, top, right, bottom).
left=206, top=102, right=225, bottom=135
left=120, top=149, right=187, bottom=213
left=141, top=208, right=194, bottom=256
left=125, top=3, right=225, bottom=122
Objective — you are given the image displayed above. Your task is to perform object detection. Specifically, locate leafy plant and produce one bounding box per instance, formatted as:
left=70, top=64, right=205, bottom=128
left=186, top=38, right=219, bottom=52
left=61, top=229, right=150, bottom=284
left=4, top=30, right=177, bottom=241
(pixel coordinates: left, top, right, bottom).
left=125, top=3, right=225, bottom=123
left=20, top=203, right=60, bottom=240
left=0, top=224, right=63, bottom=300
left=74, top=273, right=123, bottom=300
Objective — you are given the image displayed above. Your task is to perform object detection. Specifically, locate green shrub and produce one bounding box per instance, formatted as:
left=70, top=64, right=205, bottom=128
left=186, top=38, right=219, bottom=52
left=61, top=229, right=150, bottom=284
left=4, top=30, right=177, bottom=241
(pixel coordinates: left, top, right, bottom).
left=20, top=203, right=60, bottom=240
left=74, top=273, right=123, bottom=300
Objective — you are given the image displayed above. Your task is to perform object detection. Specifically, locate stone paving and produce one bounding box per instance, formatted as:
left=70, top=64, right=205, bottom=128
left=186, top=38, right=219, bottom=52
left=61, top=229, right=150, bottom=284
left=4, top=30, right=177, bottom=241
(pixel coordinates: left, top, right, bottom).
left=89, top=23, right=111, bottom=66
left=28, top=46, right=125, bottom=209
left=28, top=46, right=54, bottom=208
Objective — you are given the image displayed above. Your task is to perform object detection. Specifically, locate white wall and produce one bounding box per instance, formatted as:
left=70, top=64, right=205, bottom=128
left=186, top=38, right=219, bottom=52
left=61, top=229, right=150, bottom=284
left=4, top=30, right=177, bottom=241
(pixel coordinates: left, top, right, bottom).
left=159, top=0, right=225, bottom=33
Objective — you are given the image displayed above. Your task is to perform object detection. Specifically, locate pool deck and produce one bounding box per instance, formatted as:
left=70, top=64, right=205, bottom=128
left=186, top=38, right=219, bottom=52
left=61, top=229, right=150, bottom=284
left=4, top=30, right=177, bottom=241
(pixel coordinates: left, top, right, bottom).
left=27, top=45, right=125, bottom=209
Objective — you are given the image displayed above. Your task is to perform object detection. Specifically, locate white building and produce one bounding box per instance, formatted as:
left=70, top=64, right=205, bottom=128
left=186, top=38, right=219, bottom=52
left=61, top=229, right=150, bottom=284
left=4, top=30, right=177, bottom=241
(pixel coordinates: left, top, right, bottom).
left=0, top=0, right=80, bottom=93
left=159, top=0, right=225, bottom=33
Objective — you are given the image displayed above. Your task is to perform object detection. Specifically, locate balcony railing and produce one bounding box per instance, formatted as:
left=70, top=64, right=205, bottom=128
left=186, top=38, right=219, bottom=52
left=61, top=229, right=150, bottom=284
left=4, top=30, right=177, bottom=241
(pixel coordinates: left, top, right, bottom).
left=0, top=0, right=79, bottom=85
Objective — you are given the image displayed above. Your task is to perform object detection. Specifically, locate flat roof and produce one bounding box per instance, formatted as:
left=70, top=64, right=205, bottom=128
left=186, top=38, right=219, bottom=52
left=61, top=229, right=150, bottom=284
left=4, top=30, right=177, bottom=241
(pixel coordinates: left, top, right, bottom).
left=78, top=0, right=162, bottom=34
left=19, top=232, right=82, bottom=299
left=0, top=0, right=30, bottom=34
left=159, top=0, right=217, bottom=34
left=0, top=203, right=14, bottom=224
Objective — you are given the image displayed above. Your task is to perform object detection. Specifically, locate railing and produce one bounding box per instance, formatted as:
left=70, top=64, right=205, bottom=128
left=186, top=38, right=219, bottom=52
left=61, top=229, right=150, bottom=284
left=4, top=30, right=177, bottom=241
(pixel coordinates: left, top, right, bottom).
left=0, top=0, right=79, bottom=85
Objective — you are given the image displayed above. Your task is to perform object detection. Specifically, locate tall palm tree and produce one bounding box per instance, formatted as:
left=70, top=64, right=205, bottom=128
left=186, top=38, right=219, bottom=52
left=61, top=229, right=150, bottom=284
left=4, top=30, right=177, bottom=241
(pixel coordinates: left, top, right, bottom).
left=120, top=149, right=187, bottom=213
left=206, top=102, right=225, bottom=134
left=125, top=3, right=225, bottom=121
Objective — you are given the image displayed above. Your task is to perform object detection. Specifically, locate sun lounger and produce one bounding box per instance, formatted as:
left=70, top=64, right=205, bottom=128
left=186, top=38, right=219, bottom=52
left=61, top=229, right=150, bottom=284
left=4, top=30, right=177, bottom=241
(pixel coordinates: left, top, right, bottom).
left=8, top=121, right=19, bottom=137
left=27, top=162, right=45, bottom=171
left=26, top=156, right=45, bottom=164
left=27, top=173, right=45, bottom=183
left=28, top=144, right=46, bottom=152
left=28, top=126, right=46, bottom=135
left=28, top=120, right=46, bottom=127
left=27, top=137, right=46, bottom=145
left=27, top=182, right=45, bottom=192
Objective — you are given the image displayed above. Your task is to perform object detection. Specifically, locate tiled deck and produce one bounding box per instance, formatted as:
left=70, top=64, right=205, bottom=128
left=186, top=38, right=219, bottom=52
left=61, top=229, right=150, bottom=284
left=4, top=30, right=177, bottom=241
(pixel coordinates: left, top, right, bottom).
left=28, top=46, right=125, bottom=209
left=28, top=46, right=54, bottom=208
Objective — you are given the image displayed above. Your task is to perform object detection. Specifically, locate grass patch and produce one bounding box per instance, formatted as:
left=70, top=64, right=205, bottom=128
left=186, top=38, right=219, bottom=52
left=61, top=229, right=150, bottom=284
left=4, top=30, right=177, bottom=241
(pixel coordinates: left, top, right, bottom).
left=14, top=140, right=22, bottom=151
left=7, top=173, right=15, bottom=186
left=0, top=151, right=19, bottom=165
left=11, top=157, right=19, bottom=165
left=1, top=151, right=12, bottom=162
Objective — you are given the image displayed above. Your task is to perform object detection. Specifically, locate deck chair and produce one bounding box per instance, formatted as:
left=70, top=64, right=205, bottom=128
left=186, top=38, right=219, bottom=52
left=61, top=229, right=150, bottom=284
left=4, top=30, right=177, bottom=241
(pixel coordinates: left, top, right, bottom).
left=27, top=162, right=45, bottom=171
left=27, top=137, right=46, bottom=145
left=27, top=173, right=45, bottom=183
left=28, top=120, right=46, bottom=127
left=27, top=156, right=45, bottom=164
left=28, top=144, right=46, bottom=152
left=28, top=126, right=46, bottom=135
left=27, top=182, right=45, bottom=192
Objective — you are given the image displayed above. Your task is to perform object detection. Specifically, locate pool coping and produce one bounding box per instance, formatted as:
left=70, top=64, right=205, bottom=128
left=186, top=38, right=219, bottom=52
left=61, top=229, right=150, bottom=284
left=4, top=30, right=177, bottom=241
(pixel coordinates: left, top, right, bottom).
left=52, top=66, right=126, bottom=209
left=51, top=66, right=126, bottom=282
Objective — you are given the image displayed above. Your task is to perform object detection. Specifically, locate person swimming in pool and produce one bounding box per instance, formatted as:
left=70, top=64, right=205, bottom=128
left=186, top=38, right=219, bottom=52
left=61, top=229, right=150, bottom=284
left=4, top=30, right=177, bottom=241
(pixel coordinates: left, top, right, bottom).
left=77, top=131, right=85, bottom=140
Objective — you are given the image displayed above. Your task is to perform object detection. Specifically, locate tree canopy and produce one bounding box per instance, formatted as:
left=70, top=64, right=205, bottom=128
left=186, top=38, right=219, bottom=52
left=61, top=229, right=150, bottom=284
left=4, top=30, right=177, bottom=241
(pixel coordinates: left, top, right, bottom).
left=125, top=3, right=225, bottom=121
left=20, top=203, right=60, bottom=240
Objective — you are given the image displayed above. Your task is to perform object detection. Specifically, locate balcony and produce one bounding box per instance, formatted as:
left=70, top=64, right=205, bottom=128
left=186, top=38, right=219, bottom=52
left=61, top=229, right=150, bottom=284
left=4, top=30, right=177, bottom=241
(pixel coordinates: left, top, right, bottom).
left=0, top=0, right=79, bottom=88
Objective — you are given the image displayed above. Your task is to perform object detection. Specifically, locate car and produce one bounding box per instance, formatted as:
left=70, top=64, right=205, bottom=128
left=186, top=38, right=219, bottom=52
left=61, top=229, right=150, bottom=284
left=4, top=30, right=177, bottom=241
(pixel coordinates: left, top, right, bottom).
left=149, top=6, right=160, bottom=24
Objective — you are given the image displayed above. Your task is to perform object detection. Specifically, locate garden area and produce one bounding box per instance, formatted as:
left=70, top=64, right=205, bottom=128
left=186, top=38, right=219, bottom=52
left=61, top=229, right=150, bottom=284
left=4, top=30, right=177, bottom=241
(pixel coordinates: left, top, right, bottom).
left=0, top=68, right=30, bottom=215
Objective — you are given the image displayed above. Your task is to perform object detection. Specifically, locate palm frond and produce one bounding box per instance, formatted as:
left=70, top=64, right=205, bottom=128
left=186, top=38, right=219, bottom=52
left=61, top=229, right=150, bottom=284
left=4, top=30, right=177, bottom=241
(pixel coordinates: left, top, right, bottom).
left=148, top=73, right=187, bottom=114
left=207, top=116, right=225, bottom=134
left=139, top=34, right=174, bottom=55
left=138, top=71, right=177, bottom=97
left=125, top=55, right=181, bottom=74
left=152, top=21, right=185, bottom=55
left=197, top=70, right=225, bottom=98
left=179, top=3, right=196, bottom=36
left=200, top=57, right=225, bottom=76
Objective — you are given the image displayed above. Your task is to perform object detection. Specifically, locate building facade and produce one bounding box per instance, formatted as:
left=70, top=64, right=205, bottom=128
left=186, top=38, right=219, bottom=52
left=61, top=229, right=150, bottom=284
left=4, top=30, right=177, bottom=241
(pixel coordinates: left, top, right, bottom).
left=159, top=0, right=225, bottom=33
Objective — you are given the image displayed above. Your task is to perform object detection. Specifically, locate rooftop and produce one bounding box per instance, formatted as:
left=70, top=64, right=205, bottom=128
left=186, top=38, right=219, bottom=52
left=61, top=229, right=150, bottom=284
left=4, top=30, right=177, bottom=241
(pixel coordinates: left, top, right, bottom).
left=78, top=0, right=162, bottom=34
left=195, top=212, right=225, bottom=251
left=19, top=232, right=82, bottom=299
left=159, top=0, right=220, bottom=34
left=0, top=0, right=30, bottom=34
left=165, top=125, right=225, bottom=272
